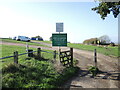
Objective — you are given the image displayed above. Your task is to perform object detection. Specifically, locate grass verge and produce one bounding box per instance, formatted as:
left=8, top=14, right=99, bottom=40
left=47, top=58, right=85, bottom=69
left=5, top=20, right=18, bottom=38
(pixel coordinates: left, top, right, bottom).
left=2, top=61, right=79, bottom=88
left=31, top=40, right=52, bottom=44
left=1, top=38, right=49, bottom=47
left=68, top=43, right=119, bottom=58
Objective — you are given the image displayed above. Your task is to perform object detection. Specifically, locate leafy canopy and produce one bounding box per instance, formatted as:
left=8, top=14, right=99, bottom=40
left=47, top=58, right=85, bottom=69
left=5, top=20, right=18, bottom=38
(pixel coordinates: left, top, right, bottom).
left=92, top=1, right=120, bottom=19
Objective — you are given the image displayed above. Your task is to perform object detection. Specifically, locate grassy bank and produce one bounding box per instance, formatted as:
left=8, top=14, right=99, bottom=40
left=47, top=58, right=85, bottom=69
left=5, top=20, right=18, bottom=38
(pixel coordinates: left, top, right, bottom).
left=2, top=60, right=79, bottom=88
left=31, top=40, right=52, bottom=44
left=68, top=43, right=119, bottom=57
left=0, top=38, right=49, bottom=47
left=1, top=44, right=79, bottom=88
left=1, top=38, right=118, bottom=57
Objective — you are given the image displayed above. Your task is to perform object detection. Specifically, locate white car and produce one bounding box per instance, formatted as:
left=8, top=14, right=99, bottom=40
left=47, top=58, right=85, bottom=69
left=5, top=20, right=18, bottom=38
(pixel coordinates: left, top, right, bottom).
left=16, top=36, right=30, bottom=42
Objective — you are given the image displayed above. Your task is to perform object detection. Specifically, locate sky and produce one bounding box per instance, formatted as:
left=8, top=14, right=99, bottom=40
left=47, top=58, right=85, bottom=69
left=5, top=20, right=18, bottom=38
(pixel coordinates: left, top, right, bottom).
left=0, top=0, right=118, bottom=43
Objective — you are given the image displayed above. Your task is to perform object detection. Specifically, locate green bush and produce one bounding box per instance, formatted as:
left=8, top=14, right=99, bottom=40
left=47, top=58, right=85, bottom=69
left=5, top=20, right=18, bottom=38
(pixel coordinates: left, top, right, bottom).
left=2, top=59, right=79, bottom=88
left=83, top=38, right=98, bottom=45
left=88, top=66, right=99, bottom=77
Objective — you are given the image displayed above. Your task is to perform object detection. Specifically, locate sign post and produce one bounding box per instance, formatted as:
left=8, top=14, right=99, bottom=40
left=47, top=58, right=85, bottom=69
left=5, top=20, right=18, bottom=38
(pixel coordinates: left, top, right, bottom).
left=52, top=22, right=67, bottom=63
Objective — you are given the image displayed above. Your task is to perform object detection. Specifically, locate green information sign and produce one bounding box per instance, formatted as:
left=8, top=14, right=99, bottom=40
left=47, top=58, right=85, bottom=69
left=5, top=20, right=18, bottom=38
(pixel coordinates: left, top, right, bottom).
left=52, top=33, right=67, bottom=46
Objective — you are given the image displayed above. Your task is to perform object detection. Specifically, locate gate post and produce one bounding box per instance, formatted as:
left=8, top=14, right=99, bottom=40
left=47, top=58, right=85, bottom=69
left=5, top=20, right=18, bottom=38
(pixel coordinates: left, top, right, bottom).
left=28, top=49, right=33, bottom=57
left=70, top=48, right=73, bottom=66
left=94, top=49, right=97, bottom=68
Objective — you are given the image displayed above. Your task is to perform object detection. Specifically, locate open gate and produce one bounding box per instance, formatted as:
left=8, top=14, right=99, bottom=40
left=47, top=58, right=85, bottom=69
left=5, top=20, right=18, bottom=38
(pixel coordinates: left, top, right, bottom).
left=59, top=48, right=73, bottom=67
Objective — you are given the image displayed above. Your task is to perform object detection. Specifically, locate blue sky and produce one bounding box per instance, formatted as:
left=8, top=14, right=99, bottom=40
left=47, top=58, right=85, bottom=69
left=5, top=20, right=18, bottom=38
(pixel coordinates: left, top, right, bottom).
left=0, top=0, right=118, bottom=43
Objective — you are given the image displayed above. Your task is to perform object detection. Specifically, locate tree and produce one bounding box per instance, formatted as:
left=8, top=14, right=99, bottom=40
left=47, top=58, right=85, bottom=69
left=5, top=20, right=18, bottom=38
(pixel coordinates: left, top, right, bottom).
left=83, top=38, right=99, bottom=45
left=34, top=35, right=42, bottom=39
left=49, top=36, right=52, bottom=41
left=99, top=35, right=111, bottom=44
left=92, top=1, right=120, bottom=20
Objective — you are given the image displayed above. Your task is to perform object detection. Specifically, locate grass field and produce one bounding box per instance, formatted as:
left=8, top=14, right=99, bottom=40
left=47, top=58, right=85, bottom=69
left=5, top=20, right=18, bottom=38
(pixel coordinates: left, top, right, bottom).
left=68, top=43, right=119, bottom=58
left=0, top=38, right=49, bottom=47
left=1, top=38, right=118, bottom=57
left=1, top=44, right=55, bottom=66
left=27, top=40, right=118, bottom=57
left=1, top=44, right=79, bottom=88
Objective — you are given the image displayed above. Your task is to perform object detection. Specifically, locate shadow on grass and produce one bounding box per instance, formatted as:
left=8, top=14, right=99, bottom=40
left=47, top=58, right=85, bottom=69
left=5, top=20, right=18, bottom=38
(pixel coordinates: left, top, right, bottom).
left=25, top=54, right=49, bottom=61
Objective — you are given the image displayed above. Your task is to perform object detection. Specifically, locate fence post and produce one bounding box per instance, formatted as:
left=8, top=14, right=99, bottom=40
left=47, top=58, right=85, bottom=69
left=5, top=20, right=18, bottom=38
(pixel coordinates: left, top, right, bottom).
left=70, top=48, right=73, bottom=67
left=28, top=49, right=33, bottom=57
left=14, top=51, right=18, bottom=64
left=54, top=50, right=56, bottom=61
left=94, top=49, right=97, bottom=68
left=37, top=48, right=41, bottom=59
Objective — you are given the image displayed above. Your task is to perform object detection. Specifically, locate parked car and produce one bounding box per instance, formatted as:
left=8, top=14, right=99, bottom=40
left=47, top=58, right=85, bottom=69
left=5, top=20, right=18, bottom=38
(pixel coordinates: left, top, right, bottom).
left=15, top=36, right=30, bottom=42
left=31, top=37, right=36, bottom=40
left=31, top=37, right=43, bottom=41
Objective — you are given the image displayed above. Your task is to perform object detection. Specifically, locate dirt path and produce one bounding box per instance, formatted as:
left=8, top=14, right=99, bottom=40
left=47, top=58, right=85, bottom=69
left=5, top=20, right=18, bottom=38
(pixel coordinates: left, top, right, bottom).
left=1, top=41, right=119, bottom=88
left=64, top=49, right=119, bottom=88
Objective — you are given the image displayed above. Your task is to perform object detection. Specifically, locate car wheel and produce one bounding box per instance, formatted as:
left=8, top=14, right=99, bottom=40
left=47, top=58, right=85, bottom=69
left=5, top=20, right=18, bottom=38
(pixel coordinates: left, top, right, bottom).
left=17, top=39, right=21, bottom=41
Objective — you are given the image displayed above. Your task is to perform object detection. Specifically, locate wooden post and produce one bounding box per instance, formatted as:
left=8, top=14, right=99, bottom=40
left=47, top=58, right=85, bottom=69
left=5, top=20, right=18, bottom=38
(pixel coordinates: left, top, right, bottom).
left=54, top=50, right=56, bottom=61
left=28, top=49, right=33, bottom=57
left=14, top=51, right=18, bottom=64
left=94, top=49, right=97, bottom=68
left=37, top=48, right=41, bottom=59
left=26, top=42, right=29, bottom=57
left=70, top=48, right=73, bottom=67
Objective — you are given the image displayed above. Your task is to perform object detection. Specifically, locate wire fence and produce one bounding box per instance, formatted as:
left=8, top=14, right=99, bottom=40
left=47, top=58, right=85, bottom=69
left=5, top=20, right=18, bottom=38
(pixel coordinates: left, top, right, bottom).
left=0, top=49, right=58, bottom=60
left=0, top=48, right=58, bottom=64
left=1, top=47, right=75, bottom=67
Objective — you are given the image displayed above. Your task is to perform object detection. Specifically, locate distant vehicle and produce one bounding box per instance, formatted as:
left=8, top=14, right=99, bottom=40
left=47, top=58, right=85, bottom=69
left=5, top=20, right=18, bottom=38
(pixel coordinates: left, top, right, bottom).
left=31, top=37, right=43, bottom=41
left=15, top=36, right=30, bottom=42
left=12, top=36, right=16, bottom=40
